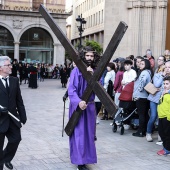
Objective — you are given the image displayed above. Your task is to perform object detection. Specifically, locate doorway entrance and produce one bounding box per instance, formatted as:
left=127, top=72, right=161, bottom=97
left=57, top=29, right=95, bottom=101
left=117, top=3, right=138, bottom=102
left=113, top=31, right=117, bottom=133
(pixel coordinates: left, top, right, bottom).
left=20, top=27, right=53, bottom=64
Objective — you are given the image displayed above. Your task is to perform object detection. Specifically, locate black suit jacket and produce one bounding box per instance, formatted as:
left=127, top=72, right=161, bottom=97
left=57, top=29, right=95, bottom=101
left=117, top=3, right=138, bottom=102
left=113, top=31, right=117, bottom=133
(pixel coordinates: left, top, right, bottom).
left=0, top=76, right=27, bottom=133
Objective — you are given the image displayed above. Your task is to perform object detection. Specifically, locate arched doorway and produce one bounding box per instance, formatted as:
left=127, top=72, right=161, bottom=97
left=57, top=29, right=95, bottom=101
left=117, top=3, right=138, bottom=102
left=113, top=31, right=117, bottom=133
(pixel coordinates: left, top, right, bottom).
left=0, top=26, right=14, bottom=59
left=20, top=27, right=53, bottom=64
left=166, top=1, right=170, bottom=50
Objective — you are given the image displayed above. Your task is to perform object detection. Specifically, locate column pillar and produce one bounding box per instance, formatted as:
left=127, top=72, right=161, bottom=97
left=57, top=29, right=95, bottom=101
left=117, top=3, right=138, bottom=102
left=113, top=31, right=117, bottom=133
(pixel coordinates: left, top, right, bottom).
left=14, top=41, right=20, bottom=61
left=53, top=43, right=57, bottom=65
left=129, top=1, right=144, bottom=56
left=94, top=33, right=97, bottom=42
left=53, top=43, right=65, bottom=65
left=44, top=0, right=46, bottom=7
left=141, top=1, right=157, bottom=54
left=154, top=1, right=167, bottom=58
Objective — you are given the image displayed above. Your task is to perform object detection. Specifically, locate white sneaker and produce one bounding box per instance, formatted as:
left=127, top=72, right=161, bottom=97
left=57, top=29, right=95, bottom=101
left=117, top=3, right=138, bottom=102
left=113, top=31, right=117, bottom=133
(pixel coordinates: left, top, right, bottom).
left=123, top=124, right=130, bottom=130
left=146, top=133, right=153, bottom=142
left=96, top=119, right=99, bottom=124
left=156, top=141, right=163, bottom=145
left=158, top=134, right=161, bottom=142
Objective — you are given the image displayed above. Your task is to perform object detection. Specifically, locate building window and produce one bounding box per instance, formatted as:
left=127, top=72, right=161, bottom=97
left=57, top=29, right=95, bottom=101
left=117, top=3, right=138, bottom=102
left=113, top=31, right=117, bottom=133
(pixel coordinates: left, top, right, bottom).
left=33, top=0, right=43, bottom=11
left=0, top=26, right=14, bottom=46
left=20, top=27, right=53, bottom=48
left=101, top=10, right=103, bottom=23
left=99, top=11, right=100, bottom=24
left=93, top=14, right=95, bottom=26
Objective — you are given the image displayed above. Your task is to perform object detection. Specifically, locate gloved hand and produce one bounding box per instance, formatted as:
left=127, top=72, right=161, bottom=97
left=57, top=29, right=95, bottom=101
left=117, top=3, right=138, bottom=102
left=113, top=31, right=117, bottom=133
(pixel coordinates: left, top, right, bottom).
left=20, top=115, right=27, bottom=125
left=63, top=91, right=68, bottom=102
left=63, top=94, right=67, bottom=102
left=21, top=118, right=27, bottom=125
left=0, top=106, right=8, bottom=116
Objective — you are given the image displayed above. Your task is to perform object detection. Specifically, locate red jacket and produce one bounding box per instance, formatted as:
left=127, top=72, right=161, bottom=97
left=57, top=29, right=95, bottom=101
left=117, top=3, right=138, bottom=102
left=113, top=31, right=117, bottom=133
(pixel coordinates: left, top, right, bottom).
left=114, top=71, right=124, bottom=93
left=119, top=81, right=134, bottom=101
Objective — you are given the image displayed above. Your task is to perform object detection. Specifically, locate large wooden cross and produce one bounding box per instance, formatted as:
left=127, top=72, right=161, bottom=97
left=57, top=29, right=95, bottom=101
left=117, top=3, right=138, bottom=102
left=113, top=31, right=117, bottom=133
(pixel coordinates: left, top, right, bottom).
left=39, top=5, right=128, bottom=136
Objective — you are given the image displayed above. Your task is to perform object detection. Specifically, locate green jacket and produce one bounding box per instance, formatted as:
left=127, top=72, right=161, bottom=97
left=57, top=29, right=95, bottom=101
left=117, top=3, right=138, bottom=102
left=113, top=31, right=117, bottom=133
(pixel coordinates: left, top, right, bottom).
left=158, top=94, right=170, bottom=121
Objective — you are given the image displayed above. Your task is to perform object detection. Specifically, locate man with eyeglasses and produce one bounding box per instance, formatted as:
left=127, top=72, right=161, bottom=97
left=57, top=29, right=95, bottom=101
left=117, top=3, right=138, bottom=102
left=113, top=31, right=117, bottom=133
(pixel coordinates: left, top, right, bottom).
left=0, top=56, right=27, bottom=170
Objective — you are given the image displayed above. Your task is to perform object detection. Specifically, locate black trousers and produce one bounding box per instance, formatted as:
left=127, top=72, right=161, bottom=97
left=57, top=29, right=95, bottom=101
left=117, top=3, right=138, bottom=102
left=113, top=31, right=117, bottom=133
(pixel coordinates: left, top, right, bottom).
left=95, top=102, right=102, bottom=116
left=104, top=95, right=114, bottom=117
left=0, top=120, right=21, bottom=170
left=136, top=98, right=149, bottom=133
left=158, top=118, right=170, bottom=151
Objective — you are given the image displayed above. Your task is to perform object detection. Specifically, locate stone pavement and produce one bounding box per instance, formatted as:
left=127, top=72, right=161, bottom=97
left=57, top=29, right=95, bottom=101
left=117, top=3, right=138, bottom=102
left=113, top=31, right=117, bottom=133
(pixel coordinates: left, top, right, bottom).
left=4, top=79, right=170, bottom=170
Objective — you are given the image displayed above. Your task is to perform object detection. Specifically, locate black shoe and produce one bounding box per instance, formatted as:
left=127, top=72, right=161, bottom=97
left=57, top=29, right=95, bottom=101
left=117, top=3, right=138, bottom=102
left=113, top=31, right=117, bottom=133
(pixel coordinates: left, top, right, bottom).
left=77, top=165, right=89, bottom=170
left=100, top=116, right=108, bottom=120
left=132, top=131, right=145, bottom=137
left=94, top=136, right=97, bottom=141
left=5, top=162, right=13, bottom=169
left=108, top=116, right=113, bottom=120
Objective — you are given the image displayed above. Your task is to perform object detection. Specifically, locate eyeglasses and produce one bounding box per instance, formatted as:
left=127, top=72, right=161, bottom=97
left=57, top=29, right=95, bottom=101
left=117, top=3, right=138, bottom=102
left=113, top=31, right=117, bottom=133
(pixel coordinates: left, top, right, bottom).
left=3, top=64, right=12, bottom=67
left=157, top=59, right=164, bottom=61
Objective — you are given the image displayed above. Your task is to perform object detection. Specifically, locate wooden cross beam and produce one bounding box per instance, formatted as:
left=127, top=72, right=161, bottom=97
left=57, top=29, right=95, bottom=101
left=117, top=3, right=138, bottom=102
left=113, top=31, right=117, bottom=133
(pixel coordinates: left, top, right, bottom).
left=39, top=5, right=128, bottom=136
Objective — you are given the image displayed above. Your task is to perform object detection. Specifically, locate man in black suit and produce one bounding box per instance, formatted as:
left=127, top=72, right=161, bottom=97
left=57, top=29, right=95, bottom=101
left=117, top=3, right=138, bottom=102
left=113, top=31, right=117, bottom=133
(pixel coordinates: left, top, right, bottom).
left=0, top=56, right=27, bottom=170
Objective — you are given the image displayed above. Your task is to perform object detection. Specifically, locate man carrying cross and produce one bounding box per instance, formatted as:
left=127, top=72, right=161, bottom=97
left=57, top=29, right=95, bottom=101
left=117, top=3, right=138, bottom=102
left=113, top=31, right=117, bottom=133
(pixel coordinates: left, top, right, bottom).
left=39, top=4, right=128, bottom=170
left=68, top=46, right=100, bottom=170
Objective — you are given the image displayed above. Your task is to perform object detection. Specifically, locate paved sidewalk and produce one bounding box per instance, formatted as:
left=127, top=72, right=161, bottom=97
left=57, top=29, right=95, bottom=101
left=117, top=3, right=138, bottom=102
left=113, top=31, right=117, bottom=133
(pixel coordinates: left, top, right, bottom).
left=4, top=79, right=170, bottom=170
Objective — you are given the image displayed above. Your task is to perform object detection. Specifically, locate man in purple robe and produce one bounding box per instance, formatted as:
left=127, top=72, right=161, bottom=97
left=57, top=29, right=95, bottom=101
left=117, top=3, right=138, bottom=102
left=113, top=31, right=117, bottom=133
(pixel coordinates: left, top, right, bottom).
left=68, top=46, right=100, bottom=170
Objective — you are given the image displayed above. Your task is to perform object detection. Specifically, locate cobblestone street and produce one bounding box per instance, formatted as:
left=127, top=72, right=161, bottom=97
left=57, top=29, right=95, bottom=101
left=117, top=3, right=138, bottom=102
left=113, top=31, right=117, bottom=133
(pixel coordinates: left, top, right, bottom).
left=5, top=79, right=170, bottom=170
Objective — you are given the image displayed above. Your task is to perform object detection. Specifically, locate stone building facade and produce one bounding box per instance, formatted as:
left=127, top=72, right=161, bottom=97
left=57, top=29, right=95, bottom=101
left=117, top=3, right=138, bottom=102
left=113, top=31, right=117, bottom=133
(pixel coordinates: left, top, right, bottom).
left=71, top=0, right=169, bottom=59
left=0, top=0, right=69, bottom=65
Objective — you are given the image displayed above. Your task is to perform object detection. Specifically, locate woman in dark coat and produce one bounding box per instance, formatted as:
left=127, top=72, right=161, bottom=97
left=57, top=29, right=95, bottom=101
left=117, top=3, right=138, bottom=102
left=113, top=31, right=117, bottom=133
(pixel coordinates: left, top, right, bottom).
left=40, top=64, right=46, bottom=82
left=61, top=67, right=67, bottom=88
left=11, top=60, right=19, bottom=77
left=23, top=63, right=30, bottom=84
left=18, top=63, right=24, bottom=85
left=29, top=64, right=38, bottom=89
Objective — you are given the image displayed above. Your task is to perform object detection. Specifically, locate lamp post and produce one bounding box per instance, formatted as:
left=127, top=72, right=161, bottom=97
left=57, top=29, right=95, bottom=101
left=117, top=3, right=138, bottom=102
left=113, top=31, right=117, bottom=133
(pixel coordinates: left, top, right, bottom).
left=76, top=14, right=86, bottom=50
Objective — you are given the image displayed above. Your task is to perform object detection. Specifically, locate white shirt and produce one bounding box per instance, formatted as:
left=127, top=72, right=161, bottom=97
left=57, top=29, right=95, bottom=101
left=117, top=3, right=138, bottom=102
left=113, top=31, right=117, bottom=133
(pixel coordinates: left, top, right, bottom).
left=0, top=75, right=9, bottom=88
left=104, top=70, right=115, bottom=90
left=122, top=69, right=137, bottom=86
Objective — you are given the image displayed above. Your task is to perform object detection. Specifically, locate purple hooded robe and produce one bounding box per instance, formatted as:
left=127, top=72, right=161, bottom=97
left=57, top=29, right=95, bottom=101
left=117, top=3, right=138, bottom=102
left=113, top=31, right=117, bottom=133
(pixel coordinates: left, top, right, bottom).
left=68, top=67, right=97, bottom=165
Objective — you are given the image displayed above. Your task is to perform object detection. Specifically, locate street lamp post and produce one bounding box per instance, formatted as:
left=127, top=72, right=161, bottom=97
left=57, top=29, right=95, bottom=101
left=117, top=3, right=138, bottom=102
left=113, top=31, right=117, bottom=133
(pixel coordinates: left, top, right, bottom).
left=76, top=14, right=86, bottom=50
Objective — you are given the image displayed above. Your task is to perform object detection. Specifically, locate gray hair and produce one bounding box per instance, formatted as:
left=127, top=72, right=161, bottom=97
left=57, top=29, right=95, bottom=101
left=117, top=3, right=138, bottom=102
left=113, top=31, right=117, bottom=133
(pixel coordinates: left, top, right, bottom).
left=0, top=56, right=11, bottom=67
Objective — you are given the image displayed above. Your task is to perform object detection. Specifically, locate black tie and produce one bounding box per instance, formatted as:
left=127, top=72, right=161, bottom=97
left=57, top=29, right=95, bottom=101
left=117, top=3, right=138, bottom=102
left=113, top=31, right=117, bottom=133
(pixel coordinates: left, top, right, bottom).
left=2, top=78, right=9, bottom=94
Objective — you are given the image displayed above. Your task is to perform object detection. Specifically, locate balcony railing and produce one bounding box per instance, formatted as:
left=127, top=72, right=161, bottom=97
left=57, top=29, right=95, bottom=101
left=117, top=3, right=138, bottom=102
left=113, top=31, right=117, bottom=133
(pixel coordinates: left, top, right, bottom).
left=0, top=0, right=66, bottom=13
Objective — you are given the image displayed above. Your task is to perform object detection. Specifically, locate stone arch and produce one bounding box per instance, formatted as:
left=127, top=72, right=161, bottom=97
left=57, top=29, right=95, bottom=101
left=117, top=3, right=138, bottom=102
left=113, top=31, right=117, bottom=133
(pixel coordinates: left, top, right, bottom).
left=0, top=22, right=16, bottom=42
left=17, top=24, right=58, bottom=44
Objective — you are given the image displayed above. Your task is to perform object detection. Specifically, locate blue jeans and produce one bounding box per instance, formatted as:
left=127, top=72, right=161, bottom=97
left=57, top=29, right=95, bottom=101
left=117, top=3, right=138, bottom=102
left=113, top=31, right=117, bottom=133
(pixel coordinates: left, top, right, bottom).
left=147, top=101, right=158, bottom=133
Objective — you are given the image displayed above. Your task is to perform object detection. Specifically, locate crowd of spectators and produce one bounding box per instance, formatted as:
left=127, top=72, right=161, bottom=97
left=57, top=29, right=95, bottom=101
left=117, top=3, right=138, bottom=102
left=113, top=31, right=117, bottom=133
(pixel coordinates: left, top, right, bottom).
left=98, top=49, right=170, bottom=156
left=10, top=60, right=72, bottom=88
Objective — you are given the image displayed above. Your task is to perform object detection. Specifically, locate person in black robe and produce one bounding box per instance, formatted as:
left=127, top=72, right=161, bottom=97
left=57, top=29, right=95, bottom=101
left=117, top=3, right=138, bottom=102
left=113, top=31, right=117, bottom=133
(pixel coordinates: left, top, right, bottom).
left=23, top=63, right=30, bottom=84
left=18, top=63, right=24, bottom=85
left=28, top=64, right=38, bottom=89
left=11, top=60, right=19, bottom=77
left=61, top=67, right=67, bottom=88
left=40, top=64, right=45, bottom=82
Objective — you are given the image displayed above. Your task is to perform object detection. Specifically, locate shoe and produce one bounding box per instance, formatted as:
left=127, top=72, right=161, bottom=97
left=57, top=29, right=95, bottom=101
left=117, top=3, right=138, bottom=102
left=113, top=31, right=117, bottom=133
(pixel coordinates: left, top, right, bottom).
left=156, top=141, right=163, bottom=145
left=158, top=134, right=161, bottom=142
left=146, top=133, right=153, bottom=142
left=157, top=149, right=170, bottom=156
left=96, top=119, right=99, bottom=124
left=5, top=162, right=13, bottom=169
left=124, top=124, right=130, bottom=130
left=132, top=131, right=145, bottom=137
left=108, top=116, right=113, bottom=120
left=100, top=116, right=108, bottom=120
left=77, top=165, right=89, bottom=170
